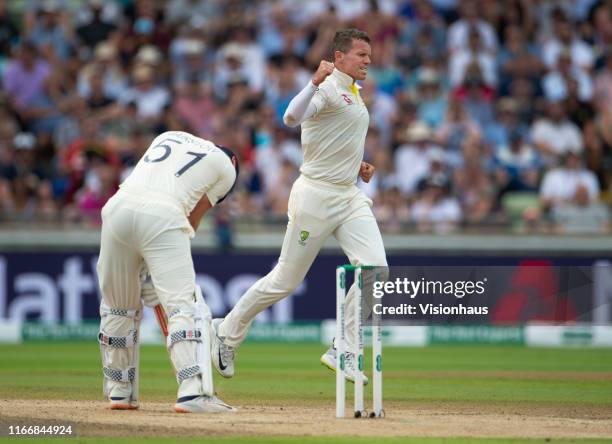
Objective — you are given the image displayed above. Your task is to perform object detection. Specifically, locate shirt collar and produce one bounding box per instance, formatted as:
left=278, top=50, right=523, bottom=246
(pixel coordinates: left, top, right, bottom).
left=331, top=68, right=362, bottom=90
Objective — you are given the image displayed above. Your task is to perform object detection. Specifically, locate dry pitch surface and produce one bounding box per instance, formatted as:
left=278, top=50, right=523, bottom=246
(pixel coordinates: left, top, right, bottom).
left=1, top=399, right=611, bottom=439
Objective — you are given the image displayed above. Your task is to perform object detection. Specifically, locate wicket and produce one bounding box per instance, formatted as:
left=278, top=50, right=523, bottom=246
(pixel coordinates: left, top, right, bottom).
left=336, top=265, right=383, bottom=418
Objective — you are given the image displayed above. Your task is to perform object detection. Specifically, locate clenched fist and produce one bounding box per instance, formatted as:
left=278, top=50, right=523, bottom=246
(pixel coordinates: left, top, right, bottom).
left=359, top=161, right=375, bottom=183
left=312, top=60, right=335, bottom=86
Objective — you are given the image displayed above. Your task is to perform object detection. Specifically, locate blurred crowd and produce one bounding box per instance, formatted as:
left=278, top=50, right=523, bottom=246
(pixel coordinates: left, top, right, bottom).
left=0, top=0, right=611, bottom=235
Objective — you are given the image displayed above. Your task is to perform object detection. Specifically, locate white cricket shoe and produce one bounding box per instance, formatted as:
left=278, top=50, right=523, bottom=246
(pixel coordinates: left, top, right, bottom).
left=174, top=395, right=237, bottom=413
left=320, top=344, right=369, bottom=385
left=210, top=318, right=235, bottom=378
left=108, top=384, right=138, bottom=410
left=109, top=396, right=138, bottom=410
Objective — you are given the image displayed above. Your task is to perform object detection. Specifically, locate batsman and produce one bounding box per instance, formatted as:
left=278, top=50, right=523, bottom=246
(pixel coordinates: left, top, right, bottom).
left=96, top=131, right=239, bottom=413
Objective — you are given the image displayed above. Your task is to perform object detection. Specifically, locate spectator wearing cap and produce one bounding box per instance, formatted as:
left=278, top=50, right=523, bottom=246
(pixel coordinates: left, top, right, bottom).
left=222, top=27, right=266, bottom=94
left=77, top=41, right=127, bottom=100
left=542, top=47, right=593, bottom=102
left=540, top=148, right=600, bottom=212
left=531, top=100, right=583, bottom=165
left=411, top=174, right=462, bottom=233
left=171, top=37, right=209, bottom=87
left=134, top=44, right=166, bottom=83
left=119, top=64, right=170, bottom=122
left=494, top=130, right=540, bottom=194
left=213, top=42, right=250, bottom=101
left=415, top=67, right=448, bottom=129
left=135, top=44, right=162, bottom=68
left=0, top=132, right=46, bottom=222
left=12, top=132, right=41, bottom=176
left=394, top=121, right=445, bottom=197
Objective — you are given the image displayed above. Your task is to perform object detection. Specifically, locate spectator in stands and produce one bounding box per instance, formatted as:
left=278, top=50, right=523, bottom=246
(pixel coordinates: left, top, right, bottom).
left=398, top=0, right=446, bottom=69
left=0, top=1, right=608, bottom=234
left=494, top=130, right=540, bottom=194
left=171, top=36, right=209, bottom=87
left=449, top=27, right=497, bottom=88
left=120, top=64, right=170, bottom=124
left=173, top=77, right=216, bottom=139
left=411, top=174, right=462, bottom=233
left=75, top=162, right=118, bottom=225
left=552, top=184, right=610, bottom=234
left=77, top=41, right=127, bottom=100
left=394, top=121, right=441, bottom=197
left=453, top=61, right=495, bottom=128
left=543, top=47, right=593, bottom=102
left=75, top=0, right=117, bottom=50
left=3, top=41, right=51, bottom=113
left=531, top=100, right=583, bottom=165
left=447, top=0, right=498, bottom=54
left=497, top=24, right=543, bottom=95
left=436, top=98, right=481, bottom=162
left=414, top=67, right=448, bottom=129
left=484, top=97, right=529, bottom=150
left=540, top=148, right=600, bottom=212
left=541, top=15, right=594, bottom=72
left=453, top=140, right=498, bottom=225
left=165, top=0, right=219, bottom=30
left=25, top=0, right=73, bottom=62
left=374, top=186, right=411, bottom=233
left=0, top=0, right=19, bottom=66
left=594, top=50, right=612, bottom=113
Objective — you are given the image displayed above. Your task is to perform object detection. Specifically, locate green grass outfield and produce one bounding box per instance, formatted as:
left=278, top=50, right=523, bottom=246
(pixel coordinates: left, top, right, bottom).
left=0, top=342, right=611, bottom=443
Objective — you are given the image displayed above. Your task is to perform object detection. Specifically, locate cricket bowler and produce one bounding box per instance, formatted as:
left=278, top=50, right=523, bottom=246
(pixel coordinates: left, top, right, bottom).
left=212, top=29, right=389, bottom=383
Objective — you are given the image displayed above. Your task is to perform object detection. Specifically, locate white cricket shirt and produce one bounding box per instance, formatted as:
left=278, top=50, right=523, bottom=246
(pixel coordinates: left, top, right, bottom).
left=120, top=131, right=236, bottom=215
left=300, top=69, right=370, bottom=185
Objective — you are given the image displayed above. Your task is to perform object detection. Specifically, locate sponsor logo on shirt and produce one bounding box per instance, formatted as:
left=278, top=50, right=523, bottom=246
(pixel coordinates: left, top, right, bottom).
left=340, top=94, right=353, bottom=105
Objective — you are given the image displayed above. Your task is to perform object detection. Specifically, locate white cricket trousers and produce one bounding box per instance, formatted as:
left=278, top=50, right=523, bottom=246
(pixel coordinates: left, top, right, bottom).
left=220, top=175, right=388, bottom=348
left=97, top=191, right=204, bottom=398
